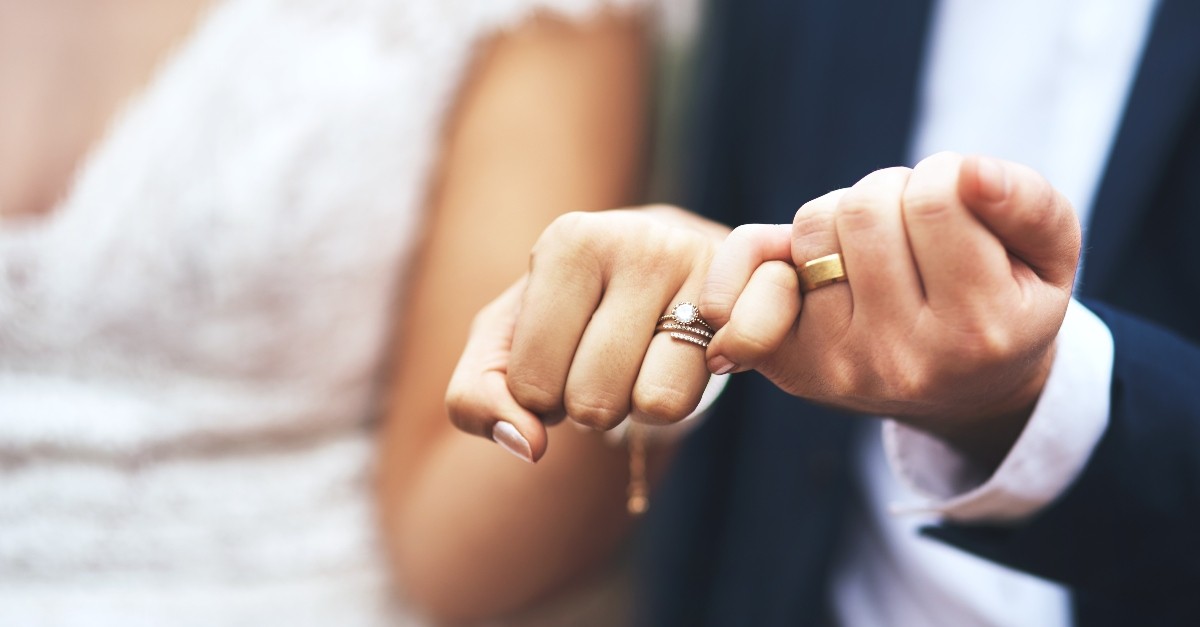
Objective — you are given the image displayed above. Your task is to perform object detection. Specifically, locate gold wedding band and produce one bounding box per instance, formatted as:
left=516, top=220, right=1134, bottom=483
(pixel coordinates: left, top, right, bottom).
left=797, top=253, right=848, bottom=293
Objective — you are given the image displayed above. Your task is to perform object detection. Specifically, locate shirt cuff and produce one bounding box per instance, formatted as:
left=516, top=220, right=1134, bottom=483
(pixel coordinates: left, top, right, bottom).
left=883, top=298, right=1114, bottom=523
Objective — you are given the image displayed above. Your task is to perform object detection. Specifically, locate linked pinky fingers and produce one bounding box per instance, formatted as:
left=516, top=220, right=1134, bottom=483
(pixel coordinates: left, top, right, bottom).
left=706, top=260, right=801, bottom=374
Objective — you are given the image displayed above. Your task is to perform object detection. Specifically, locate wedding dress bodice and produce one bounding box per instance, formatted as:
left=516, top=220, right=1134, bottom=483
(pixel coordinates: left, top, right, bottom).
left=0, top=0, right=641, bottom=623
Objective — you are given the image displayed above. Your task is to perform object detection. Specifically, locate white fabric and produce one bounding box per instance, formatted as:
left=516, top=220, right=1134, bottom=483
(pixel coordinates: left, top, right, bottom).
left=835, top=300, right=1114, bottom=627
left=0, top=0, right=645, bottom=624
left=908, top=0, right=1156, bottom=229
left=834, top=425, right=1074, bottom=627
left=833, top=0, right=1157, bottom=625
left=885, top=299, right=1115, bottom=522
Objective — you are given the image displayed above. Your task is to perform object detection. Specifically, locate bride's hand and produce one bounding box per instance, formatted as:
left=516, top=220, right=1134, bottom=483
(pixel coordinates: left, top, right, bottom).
left=446, top=205, right=730, bottom=462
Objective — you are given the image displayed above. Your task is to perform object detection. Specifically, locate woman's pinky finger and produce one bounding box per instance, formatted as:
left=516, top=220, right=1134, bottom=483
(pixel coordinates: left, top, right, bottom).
left=705, top=260, right=801, bottom=375
left=699, top=223, right=793, bottom=330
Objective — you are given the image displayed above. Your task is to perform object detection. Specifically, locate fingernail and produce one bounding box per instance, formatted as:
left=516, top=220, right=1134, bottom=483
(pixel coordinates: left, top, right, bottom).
left=976, top=156, right=1009, bottom=202
left=708, top=355, right=737, bottom=376
left=492, top=422, right=533, bottom=463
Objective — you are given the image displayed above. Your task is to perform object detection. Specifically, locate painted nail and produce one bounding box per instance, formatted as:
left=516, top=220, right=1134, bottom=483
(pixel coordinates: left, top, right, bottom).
left=708, top=355, right=737, bottom=376
left=492, top=422, right=533, bottom=463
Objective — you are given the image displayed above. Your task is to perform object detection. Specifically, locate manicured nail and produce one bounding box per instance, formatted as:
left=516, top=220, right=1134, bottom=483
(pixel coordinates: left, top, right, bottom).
left=492, top=422, right=533, bottom=463
left=708, top=355, right=737, bottom=376
left=976, top=156, right=1009, bottom=202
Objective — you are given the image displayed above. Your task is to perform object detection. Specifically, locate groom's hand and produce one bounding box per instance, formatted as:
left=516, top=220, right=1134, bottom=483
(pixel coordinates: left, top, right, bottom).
left=700, top=153, right=1081, bottom=467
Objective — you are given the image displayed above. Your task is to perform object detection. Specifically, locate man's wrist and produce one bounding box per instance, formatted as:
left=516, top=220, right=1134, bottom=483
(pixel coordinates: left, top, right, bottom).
left=884, top=299, right=1114, bottom=523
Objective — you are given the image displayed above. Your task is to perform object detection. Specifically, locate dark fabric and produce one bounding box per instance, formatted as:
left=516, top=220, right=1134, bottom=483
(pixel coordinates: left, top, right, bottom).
left=925, top=301, right=1200, bottom=624
left=637, top=0, right=1200, bottom=624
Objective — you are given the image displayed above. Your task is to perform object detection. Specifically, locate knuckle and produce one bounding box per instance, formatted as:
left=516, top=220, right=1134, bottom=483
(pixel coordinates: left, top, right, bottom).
left=759, top=261, right=801, bottom=299
left=803, top=348, right=854, bottom=395
left=836, top=192, right=879, bottom=230
left=793, top=203, right=839, bottom=260
left=723, top=323, right=779, bottom=363
left=537, top=210, right=711, bottom=280
left=902, top=185, right=955, bottom=223
left=761, top=258, right=798, bottom=282
left=663, top=226, right=710, bottom=265
left=542, top=211, right=592, bottom=241
left=537, top=211, right=588, bottom=247
left=565, top=393, right=629, bottom=430
left=954, top=323, right=1016, bottom=365
left=632, top=381, right=696, bottom=424
left=903, top=152, right=964, bottom=223
left=823, top=356, right=860, bottom=397
left=727, top=223, right=760, bottom=242
left=506, top=375, right=563, bottom=415
left=838, top=167, right=910, bottom=228
left=914, top=150, right=963, bottom=172
left=854, top=166, right=912, bottom=191
left=890, top=366, right=933, bottom=403
left=697, top=292, right=734, bottom=328
left=793, top=202, right=837, bottom=235
left=530, top=212, right=592, bottom=268
left=655, top=227, right=691, bottom=262
left=641, top=202, right=681, bottom=214
left=624, top=220, right=707, bottom=280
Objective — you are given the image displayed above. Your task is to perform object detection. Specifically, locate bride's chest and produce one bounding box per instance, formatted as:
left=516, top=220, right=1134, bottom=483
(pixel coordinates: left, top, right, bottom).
left=0, top=0, right=485, bottom=379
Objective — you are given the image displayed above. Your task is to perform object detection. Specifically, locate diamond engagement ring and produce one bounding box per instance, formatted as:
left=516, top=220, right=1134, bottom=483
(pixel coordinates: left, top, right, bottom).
left=656, top=302, right=713, bottom=348
left=659, top=302, right=713, bottom=331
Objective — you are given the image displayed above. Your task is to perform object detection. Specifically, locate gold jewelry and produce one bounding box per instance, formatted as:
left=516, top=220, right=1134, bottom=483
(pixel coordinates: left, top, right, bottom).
left=659, top=302, right=713, bottom=331
left=627, top=422, right=648, bottom=515
left=656, top=302, right=713, bottom=348
left=657, top=321, right=714, bottom=339
left=797, top=252, right=848, bottom=293
left=659, top=330, right=709, bottom=348
left=633, top=302, right=711, bottom=513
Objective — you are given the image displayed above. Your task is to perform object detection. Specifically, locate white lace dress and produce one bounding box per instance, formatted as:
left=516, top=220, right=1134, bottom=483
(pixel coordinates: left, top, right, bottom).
left=0, top=0, right=643, bottom=624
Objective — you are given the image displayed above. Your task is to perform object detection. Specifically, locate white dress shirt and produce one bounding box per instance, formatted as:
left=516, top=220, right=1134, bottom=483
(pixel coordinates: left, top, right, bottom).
left=831, top=1, right=1158, bottom=625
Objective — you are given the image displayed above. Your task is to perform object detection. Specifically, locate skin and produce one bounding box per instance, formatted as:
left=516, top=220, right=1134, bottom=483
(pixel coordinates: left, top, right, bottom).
left=377, top=11, right=653, bottom=624
left=0, top=0, right=210, bottom=221
left=450, top=205, right=731, bottom=458
left=448, top=152, right=1082, bottom=484
left=702, top=153, right=1081, bottom=469
left=2, top=3, right=655, bottom=624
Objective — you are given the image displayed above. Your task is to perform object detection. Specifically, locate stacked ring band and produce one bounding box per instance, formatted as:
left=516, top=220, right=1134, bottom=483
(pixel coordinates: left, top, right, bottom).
left=655, top=302, right=712, bottom=348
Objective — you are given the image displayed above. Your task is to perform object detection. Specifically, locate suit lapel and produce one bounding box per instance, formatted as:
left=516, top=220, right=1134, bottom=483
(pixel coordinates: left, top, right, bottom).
left=665, top=0, right=935, bottom=623
left=727, top=0, right=936, bottom=623
left=1081, top=0, right=1200, bottom=295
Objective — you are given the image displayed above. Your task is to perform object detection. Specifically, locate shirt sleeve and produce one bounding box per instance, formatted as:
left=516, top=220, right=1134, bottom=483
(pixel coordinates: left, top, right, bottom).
left=882, top=298, right=1115, bottom=523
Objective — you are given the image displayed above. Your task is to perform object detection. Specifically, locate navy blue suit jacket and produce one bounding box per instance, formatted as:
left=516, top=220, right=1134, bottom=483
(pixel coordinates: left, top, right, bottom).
left=637, top=1, right=1200, bottom=625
